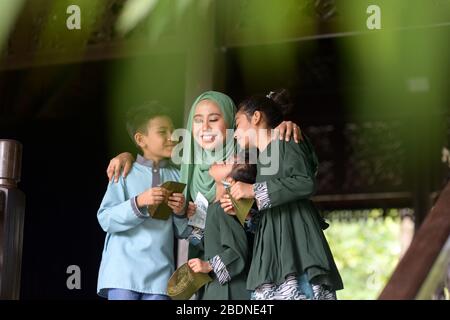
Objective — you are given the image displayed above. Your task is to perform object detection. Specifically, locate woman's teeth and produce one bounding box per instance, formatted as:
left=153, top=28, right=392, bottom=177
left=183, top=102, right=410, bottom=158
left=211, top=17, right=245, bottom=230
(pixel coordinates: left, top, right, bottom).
left=201, top=134, right=216, bottom=142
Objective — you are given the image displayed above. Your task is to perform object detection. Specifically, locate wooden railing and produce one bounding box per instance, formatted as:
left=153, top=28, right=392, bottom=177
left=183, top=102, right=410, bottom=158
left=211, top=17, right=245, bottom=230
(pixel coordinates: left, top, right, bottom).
left=415, top=237, right=450, bottom=299
left=379, top=182, right=450, bottom=300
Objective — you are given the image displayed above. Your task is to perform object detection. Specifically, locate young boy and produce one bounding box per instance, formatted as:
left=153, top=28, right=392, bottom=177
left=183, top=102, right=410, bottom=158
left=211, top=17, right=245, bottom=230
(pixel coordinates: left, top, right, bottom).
left=97, top=102, right=193, bottom=300
left=188, top=154, right=256, bottom=300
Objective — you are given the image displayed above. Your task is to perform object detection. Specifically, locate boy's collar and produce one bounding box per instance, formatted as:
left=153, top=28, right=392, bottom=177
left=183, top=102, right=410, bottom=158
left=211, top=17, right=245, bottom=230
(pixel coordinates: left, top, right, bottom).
left=136, top=154, right=170, bottom=168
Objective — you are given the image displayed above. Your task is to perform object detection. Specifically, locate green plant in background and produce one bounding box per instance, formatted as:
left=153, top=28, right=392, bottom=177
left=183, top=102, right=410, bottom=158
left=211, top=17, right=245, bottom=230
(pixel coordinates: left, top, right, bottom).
left=0, top=0, right=26, bottom=50
left=324, top=209, right=402, bottom=300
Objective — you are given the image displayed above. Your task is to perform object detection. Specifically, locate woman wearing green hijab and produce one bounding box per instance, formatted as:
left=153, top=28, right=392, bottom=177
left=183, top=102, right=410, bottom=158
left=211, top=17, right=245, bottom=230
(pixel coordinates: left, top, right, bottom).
left=106, top=91, right=302, bottom=262
left=107, top=91, right=302, bottom=199
left=177, top=91, right=237, bottom=265
left=180, top=91, right=237, bottom=204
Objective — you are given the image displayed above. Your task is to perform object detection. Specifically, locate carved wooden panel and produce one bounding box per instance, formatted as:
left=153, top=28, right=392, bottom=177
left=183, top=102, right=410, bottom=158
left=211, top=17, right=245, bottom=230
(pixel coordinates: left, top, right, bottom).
left=304, top=124, right=337, bottom=193
left=223, top=0, right=339, bottom=47
left=343, top=121, right=405, bottom=192
left=0, top=0, right=186, bottom=69
left=305, top=120, right=408, bottom=195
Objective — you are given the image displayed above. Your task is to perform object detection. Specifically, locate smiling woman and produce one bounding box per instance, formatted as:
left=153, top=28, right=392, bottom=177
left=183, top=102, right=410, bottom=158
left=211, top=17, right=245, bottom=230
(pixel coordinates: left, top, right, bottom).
left=192, top=100, right=228, bottom=151
left=104, top=91, right=302, bottom=292
left=181, top=91, right=236, bottom=204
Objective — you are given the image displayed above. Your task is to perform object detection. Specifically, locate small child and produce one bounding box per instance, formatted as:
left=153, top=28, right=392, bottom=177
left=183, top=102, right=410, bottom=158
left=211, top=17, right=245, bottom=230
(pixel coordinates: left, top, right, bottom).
left=223, top=89, right=344, bottom=300
left=97, top=102, right=194, bottom=300
left=187, top=153, right=256, bottom=300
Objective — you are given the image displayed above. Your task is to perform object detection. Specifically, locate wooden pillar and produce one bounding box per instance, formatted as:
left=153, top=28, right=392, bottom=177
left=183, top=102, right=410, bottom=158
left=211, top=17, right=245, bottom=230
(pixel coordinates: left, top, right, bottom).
left=0, top=140, right=25, bottom=300
left=182, top=0, right=217, bottom=121
left=177, top=0, right=218, bottom=268
left=400, top=208, right=415, bottom=257
left=411, top=111, right=445, bottom=229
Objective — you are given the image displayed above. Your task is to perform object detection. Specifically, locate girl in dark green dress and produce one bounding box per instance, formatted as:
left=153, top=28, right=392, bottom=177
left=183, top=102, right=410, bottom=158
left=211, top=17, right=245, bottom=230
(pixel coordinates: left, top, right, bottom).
left=222, top=89, right=343, bottom=300
left=187, top=155, right=256, bottom=300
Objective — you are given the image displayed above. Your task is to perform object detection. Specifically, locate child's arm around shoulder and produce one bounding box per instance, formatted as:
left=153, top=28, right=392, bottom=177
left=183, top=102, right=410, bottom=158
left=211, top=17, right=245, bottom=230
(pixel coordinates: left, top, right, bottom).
left=97, top=174, right=150, bottom=234
left=254, top=139, right=316, bottom=210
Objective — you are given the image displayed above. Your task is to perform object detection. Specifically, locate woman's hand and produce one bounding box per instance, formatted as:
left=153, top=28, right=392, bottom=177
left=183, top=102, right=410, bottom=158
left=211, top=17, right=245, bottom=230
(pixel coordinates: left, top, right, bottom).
left=275, top=121, right=303, bottom=143
left=107, top=152, right=135, bottom=183
left=186, top=201, right=196, bottom=219
left=230, top=181, right=254, bottom=201
left=188, top=258, right=212, bottom=274
left=168, top=193, right=186, bottom=215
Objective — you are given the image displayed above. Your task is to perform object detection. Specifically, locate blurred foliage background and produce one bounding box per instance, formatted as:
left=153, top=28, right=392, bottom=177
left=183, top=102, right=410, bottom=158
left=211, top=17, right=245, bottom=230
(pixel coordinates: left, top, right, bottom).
left=0, top=0, right=448, bottom=299
left=324, top=209, right=403, bottom=300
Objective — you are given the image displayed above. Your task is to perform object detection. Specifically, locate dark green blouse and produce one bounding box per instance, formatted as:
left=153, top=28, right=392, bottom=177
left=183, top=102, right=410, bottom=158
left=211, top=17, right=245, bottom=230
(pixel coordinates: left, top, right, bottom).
left=247, top=137, right=344, bottom=292
left=201, top=202, right=250, bottom=300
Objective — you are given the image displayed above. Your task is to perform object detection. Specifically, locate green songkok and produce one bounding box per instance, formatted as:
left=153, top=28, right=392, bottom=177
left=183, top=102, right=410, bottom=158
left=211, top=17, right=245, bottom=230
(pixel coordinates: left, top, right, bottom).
left=180, top=91, right=236, bottom=203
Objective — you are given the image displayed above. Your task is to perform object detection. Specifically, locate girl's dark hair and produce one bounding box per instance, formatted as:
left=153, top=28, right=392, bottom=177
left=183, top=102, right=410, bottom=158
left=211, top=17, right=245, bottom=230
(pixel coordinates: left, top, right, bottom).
left=228, top=151, right=257, bottom=184
left=237, top=88, right=294, bottom=128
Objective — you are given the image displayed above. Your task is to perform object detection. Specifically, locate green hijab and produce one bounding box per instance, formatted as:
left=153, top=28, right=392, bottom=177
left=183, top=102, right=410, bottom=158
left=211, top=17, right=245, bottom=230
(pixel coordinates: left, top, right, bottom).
left=180, top=91, right=236, bottom=203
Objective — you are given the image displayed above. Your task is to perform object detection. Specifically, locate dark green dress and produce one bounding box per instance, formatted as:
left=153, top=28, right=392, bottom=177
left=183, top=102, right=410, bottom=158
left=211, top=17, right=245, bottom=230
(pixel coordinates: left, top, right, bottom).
left=247, top=137, right=343, bottom=292
left=201, top=202, right=251, bottom=300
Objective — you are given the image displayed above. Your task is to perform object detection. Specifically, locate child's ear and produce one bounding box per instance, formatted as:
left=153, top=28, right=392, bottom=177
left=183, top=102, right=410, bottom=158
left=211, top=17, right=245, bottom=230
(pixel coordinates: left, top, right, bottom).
left=252, top=111, right=262, bottom=125
left=134, top=132, right=145, bottom=148
left=225, top=177, right=234, bottom=184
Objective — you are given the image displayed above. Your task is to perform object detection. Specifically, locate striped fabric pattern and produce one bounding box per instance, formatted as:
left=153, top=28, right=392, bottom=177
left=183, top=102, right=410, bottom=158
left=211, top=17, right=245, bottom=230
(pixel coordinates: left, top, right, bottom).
left=251, top=273, right=337, bottom=300
left=312, top=284, right=337, bottom=300
left=131, top=196, right=150, bottom=219
left=209, top=255, right=231, bottom=285
left=253, top=182, right=271, bottom=210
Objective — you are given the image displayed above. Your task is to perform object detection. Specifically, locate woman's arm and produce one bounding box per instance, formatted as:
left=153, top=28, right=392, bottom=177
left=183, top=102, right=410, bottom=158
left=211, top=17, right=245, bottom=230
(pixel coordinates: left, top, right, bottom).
left=106, top=124, right=301, bottom=182
left=106, top=152, right=135, bottom=183
left=173, top=202, right=196, bottom=239
left=275, top=121, right=303, bottom=143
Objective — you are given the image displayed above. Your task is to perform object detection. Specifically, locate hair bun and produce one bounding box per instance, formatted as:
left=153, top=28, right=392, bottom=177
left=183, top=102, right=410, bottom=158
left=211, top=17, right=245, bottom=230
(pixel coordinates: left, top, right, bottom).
left=267, top=88, right=293, bottom=116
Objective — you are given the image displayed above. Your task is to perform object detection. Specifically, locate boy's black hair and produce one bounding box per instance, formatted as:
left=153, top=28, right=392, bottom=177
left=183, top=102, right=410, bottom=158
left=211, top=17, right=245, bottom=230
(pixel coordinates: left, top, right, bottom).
left=125, top=101, right=172, bottom=146
left=228, top=151, right=257, bottom=184
left=237, top=88, right=294, bottom=128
